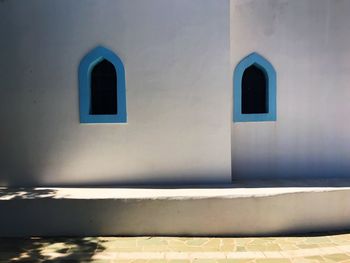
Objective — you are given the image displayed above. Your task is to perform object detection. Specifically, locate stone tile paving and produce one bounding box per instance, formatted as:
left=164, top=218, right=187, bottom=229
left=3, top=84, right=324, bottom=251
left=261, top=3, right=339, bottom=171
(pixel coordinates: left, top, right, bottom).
left=1, top=233, right=350, bottom=262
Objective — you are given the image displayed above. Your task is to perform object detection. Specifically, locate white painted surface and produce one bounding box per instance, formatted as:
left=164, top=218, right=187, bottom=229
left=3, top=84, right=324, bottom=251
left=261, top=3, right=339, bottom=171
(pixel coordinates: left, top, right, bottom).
left=0, top=0, right=231, bottom=186
left=2, top=185, right=350, bottom=200
left=230, top=0, right=350, bottom=179
left=1, top=186, right=350, bottom=236
left=1, top=0, right=350, bottom=187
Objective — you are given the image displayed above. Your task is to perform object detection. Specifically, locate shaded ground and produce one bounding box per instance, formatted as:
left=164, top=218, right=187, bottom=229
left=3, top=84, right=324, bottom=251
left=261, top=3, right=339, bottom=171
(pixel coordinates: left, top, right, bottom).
left=1, top=233, right=350, bottom=262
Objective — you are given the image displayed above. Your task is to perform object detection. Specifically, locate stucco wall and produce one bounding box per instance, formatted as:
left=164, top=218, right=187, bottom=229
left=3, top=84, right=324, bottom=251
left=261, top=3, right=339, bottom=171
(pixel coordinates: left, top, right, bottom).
left=2, top=186, right=350, bottom=236
left=231, top=0, right=350, bottom=179
left=0, top=0, right=231, bottom=186
left=2, top=0, right=349, bottom=185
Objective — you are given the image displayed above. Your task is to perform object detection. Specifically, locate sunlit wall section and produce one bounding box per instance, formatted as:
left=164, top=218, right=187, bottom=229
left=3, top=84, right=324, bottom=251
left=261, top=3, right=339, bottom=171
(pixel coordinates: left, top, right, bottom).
left=230, top=0, right=350, bottom=179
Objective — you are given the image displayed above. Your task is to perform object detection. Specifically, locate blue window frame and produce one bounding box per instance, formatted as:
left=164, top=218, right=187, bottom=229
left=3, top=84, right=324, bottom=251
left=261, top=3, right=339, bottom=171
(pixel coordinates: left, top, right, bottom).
left=79, top=46, right=127, bottom=123
left=233, top=52, right=276, bottom=122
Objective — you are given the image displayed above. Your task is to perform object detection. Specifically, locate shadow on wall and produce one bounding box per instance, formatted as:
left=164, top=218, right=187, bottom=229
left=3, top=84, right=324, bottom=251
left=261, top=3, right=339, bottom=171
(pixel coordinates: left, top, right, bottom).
left=0, top=237, right=105, bottom=262
left=230, top=147, right=350, bottom=183
left=229, top=178, right=350, bottom=188
left=3, top=177, right=350, bottom=191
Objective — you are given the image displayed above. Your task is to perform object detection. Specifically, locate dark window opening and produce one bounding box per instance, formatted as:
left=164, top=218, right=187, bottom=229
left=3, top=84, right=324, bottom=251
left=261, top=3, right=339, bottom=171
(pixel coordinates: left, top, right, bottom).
left=242, top=65, right=268, bottom=114
left=90, top=59, right=117, bottom=115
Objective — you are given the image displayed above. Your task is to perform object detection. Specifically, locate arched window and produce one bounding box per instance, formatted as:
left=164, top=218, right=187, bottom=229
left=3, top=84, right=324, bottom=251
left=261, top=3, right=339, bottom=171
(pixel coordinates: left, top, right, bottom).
left=233, top=53, right=276, bottom=122
left=91, top=59, right=117, bottom=115
left=79, top=46, right=127, bottom=123
left=242, top=65, right=267, bottom=114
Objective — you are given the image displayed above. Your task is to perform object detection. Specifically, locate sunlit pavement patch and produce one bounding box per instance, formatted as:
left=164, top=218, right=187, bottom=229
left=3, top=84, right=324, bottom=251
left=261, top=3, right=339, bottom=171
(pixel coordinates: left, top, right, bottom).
left=2, top=234, right=350, bottom=262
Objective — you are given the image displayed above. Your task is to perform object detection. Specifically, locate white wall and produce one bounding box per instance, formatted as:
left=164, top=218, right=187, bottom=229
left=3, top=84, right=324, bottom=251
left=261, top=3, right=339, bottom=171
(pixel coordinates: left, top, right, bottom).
left=231, top=0, right=350, bottom=179
left=2, top=187, right=350, bottom=236
left=3, top=0, right=348, bottom=185
left=0, top=0, right=231, bottom=186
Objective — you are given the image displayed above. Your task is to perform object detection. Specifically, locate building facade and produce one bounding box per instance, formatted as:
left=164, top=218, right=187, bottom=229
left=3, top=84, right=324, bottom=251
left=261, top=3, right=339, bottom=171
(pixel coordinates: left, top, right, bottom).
left=0, top=0, right=350, bottom=187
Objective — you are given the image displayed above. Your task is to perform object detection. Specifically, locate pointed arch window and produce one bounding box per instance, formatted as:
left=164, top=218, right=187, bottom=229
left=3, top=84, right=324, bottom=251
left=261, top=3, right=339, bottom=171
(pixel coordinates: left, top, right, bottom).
left=233, top=53, right=276, bottom=122
left=79, top=46, right=127, bottom=123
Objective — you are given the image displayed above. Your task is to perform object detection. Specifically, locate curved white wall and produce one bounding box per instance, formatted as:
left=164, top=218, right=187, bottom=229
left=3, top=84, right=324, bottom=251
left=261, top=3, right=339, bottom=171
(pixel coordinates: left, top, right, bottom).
left=0, top=0, right=231, bottom=186
left=231, top=0, right=350, bottom=179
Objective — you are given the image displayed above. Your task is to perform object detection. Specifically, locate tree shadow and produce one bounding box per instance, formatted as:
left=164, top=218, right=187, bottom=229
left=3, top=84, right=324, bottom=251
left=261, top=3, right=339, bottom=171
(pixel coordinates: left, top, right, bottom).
left=0, top=236, right=106, bottom=262
left=0, top=189, right=107, bottom=261
left=0, top=188, right=57, bottom=200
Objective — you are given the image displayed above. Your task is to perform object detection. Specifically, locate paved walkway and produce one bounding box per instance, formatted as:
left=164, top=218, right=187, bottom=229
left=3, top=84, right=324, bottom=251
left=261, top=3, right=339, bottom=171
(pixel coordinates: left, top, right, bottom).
left=2, top=233, right=350, bottom=262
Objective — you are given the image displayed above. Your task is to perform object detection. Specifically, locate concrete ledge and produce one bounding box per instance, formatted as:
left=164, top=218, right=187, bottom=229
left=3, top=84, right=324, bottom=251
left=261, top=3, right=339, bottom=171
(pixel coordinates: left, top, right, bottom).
left=1, top=184, right=350, bottom=237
